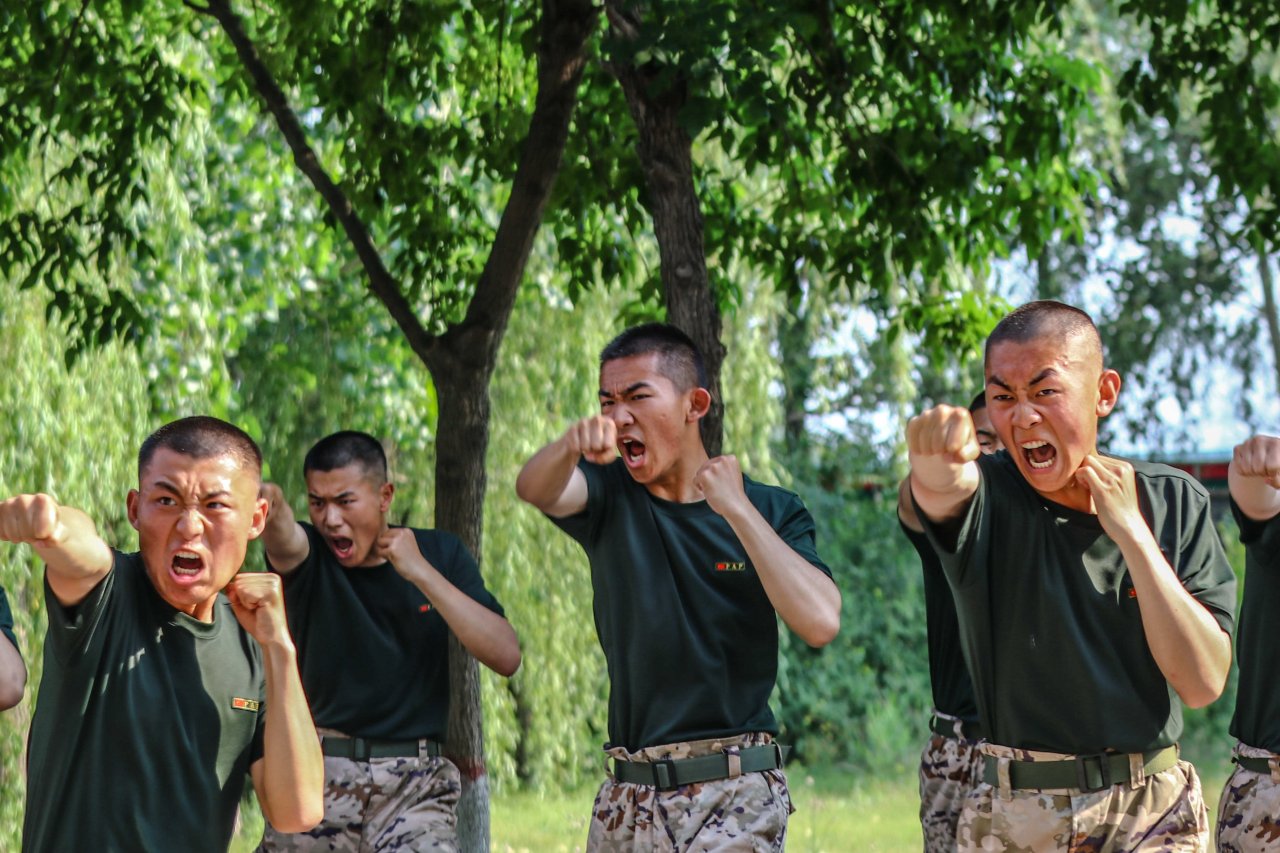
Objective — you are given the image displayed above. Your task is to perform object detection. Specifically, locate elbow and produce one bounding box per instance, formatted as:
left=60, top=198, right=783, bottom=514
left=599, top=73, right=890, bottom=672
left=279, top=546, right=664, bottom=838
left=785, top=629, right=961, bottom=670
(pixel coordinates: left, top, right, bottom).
left=265, top=798, right=324, bottom=834
left=0, top=664, right=26, bottom=711
left=514, top=470, right=536, bottom=507
left=801, top=611, right=841, bottom=648
left=1180, top=684, right=1223, bottom=711
left=493, top=639, right=523, bottom=678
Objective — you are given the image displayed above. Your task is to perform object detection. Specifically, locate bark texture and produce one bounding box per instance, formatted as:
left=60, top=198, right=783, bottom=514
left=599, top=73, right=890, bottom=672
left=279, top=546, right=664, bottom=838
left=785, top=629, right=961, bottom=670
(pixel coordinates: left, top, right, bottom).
left=604, top=1, right=726, bottom=456
left=1260, top=252, right=1280, bottom=398
left=202, top=1, right=599, bottom=849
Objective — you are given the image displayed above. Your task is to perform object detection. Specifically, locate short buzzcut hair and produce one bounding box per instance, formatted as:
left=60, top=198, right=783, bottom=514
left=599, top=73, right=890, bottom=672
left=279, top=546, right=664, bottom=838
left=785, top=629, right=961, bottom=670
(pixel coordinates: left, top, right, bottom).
left=969, top=391, right=987, bottom=413
left=984, top=300, right=1103, bottom=368
left=600, top=323, right=707, bottom=392
left=303, top=431, right=388, bottom=484
left=138, top=416, right=263, bottom=482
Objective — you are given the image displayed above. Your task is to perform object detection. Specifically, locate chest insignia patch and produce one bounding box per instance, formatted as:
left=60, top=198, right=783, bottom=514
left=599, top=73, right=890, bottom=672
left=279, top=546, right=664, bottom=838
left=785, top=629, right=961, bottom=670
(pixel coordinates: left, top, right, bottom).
left=232, top=698, right=261, bottom=712
left=419, top=603, right=432, bottom=612
left=715, top=562, right=746, bottom=572
left=1128, top=588, right=1137, bottom=598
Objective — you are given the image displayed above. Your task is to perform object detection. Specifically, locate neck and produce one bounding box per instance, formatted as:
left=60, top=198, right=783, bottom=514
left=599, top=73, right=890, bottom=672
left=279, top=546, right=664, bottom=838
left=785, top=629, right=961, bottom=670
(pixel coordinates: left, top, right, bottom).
left=164, top=591, right=220, bottom=623
left=356, top=516, right=392, bottom=567
left=1034, top=444, right=1100, bottom=515
left=643, top=441, right=711, bottom=503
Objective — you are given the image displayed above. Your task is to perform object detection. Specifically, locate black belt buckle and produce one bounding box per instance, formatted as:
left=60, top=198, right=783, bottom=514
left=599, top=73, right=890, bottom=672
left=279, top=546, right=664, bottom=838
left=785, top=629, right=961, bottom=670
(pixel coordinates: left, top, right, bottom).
left=651, top=758, right=679, bottom=792
left=1075, top=752, right=1111, bottom=792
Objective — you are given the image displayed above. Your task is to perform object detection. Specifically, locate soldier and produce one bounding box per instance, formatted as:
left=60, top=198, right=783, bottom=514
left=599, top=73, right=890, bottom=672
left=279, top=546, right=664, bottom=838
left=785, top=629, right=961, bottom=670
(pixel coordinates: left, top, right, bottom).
left=898, top=390, right=1002, bottom=853
left=0, top=581, right=24, bottom=710
left=907, top=301, right=1236, bottom=852
left=1216, top=434, right=1280, bottom=853
left=256, top=431, right=520, bottom=853
left=516, top=322, right=841, bottom=853
left=4, top=416, right=323, bottom=853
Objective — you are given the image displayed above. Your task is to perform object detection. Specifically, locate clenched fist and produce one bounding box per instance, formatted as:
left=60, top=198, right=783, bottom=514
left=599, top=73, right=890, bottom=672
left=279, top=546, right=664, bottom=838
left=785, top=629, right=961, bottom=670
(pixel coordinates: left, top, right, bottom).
left=1232, top=436, right=1280, bottom=489
left=694, top=455, right=748, bottom=517
left=1076, top=455, right=1146, bottom=542
left=906, top=405, right=981, bottom=465
left=226, top=572, right=292, bottom=649
left=375, top=527, right=433, bottom=584
left=564, top=415, right=618, bottom=465
left=0, top=494, right=68, bottom=553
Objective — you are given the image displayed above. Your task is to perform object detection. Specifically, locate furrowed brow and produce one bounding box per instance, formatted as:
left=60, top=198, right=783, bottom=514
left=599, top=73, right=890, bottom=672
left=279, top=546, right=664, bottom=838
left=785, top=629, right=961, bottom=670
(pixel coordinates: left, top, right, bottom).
left=1029, top=368, right=1059, bottom=386
left=986, top=376, right=1012, bottom=391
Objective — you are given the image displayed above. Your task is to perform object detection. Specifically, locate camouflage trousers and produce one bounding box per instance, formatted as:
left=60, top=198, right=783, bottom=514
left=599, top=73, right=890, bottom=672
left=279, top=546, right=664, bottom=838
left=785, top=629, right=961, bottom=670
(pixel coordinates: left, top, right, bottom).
left=957, top=742, right=1209, bottom=853
left=257, top=731, right=461, bottom=853
left=586, top=732, right=792, bottom=853
left=1216, top=742, right=1280, bottom=852
left=919, top=722, right=985, bottom=853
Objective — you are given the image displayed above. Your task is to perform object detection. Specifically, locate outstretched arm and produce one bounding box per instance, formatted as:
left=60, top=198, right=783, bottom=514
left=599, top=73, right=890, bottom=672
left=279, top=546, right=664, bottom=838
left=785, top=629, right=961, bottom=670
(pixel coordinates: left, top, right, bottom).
left=233, top=573, right=323, bottom=834
left=0, top=494, right=113, bottom=606
left=0, top=633, right=24, bottom=711
left=515, top=416, right=617, bottom=517
left=1077, top=455, right=1231, bottom=709
left=259, top=483, right=310, bottom=575
left=906, top=405, right=982, bottom=529
left=1229, top=435, right=1280, bottom=522
left=378, top=529, right=521, bottom=677
left=695, top=456, right=841, bottom=647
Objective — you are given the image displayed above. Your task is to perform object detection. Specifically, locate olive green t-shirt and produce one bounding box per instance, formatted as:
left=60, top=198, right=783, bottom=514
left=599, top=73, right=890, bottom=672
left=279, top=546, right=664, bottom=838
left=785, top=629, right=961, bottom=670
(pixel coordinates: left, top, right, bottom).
left=901, top=523, right=978, bottom=724
left=550, top=458, right=831, bottom=752
left=1228, top=498, right=1280, bottom=751
left=0, top=582, right=18, bottom=658
left=917, top=451, right=1236, bottom=754
left=23, top=551, right=267, bottom=853
left=273, top=522, right=504, bottom=741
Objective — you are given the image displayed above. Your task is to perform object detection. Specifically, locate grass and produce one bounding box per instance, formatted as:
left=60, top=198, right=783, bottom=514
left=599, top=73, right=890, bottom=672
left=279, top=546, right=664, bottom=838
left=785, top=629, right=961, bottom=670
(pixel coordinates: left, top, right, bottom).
left=232, top=765, right=1231, bottom=853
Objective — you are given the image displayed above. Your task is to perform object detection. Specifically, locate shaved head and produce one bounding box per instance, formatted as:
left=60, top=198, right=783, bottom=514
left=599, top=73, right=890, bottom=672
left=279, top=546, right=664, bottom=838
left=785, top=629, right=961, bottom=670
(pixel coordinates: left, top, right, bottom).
left=984, top=301, right=1103, bottom=374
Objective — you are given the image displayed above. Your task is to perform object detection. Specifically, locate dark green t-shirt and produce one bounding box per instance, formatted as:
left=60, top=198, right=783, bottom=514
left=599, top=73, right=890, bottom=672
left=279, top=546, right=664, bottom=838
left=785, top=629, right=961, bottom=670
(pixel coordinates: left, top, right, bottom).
left=0, top=582, right=18, bottom=658
left=1228, top=498, right=1280, bottom=751
left=550, top=458, right=832, bottom=752
left=273, top=522, right=504, bottom=742
left=917, top=451, right=1236, bottom=754
left=24, top=551, right=267, bottom=853
left=901, top=523, right=978, bottom=724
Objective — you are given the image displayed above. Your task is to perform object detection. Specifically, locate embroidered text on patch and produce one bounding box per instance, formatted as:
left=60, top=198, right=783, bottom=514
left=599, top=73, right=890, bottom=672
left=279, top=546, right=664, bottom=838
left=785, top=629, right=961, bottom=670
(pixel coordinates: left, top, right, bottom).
left=715, top=562, right=746, bottom=572
left=231, top=697, right=261, bottom=711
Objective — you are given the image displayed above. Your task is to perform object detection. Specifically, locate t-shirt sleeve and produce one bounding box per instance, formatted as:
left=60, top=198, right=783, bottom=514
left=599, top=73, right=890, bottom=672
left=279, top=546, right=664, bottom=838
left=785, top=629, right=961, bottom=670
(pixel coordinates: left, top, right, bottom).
left=0, top=583, right=18, bottom=660
left=545, top=458, right=612, bottom=545
left=437, top=533, right=505, bottom=618
left=43, top=549, right=127, bottom=661
left=1173, top=486, right=1237, bottom=638
left=267, top=522, right=323, bottom=585
left=772, top=494, right=832, bottom=578
left=1231, top=495, right=1280, bottom=551
left=248, top=675, right=268, bottom=766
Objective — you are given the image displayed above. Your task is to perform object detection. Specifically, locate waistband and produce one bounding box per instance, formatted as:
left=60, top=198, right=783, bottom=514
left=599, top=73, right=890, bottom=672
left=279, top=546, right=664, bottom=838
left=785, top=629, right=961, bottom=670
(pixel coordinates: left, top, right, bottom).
left=981, top=745, right=1179, bottom=793
left=610, top=743, right=789, bottom=792
left=930, top=712, right=984, bottom=741
left=320, top=734, right=441, bottom=762
left=1233, top=743, right=1280, bottom=781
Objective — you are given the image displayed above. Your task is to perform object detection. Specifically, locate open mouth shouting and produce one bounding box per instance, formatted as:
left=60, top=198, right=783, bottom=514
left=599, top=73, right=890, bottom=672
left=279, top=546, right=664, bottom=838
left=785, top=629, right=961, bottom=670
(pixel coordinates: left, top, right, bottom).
left=620, top=436, right=647, bottom=470
left=170, top=549, right=207, bottom=585
left=328, top=535, right=356, bottom=561
left=1022, top=440, right=1058, bottom=472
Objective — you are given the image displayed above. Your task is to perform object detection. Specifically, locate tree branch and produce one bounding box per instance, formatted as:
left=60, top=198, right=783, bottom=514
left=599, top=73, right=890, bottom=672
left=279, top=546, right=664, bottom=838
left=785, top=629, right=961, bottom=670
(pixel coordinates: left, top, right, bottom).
left=202, top=0, right=438, bottom=363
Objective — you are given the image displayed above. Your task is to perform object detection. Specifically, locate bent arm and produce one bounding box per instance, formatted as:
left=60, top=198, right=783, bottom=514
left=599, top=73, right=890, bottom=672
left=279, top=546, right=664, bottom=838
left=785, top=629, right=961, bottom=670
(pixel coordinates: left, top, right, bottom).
left=29, top=503, right=113, bottom=607
left=908, top=458, right=980, bottom=527
left=1229, top=459, right=1280, bottom=522
left=722, top=502, right=841, bottom=647
left=0, top=635, right=25, bottom=711
left=249, top=640, right=324, bottom=833
left=260, top=485, right=310, bottom=575
left=516, top=438, right=588, bottom=518
left=399, top=558, right=521, bottom=677
left=1119, top=529, right=1232, bottom=708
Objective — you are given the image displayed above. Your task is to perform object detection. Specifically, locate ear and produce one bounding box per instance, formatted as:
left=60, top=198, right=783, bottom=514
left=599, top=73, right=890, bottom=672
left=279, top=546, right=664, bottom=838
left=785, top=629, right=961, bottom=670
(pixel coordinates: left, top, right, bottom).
left=1096, top=369, right=1122, bottom=417
left=247, top=495, right=269, bottom=541
left=126, top=489, right=140, bottom=530
left=379, top=480, right=395, bottom=514
left=687, top=387, right=712, bottom=422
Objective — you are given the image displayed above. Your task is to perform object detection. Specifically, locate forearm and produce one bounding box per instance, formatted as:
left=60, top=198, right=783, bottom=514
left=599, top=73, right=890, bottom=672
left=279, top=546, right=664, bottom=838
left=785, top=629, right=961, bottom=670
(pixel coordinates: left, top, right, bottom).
left=257, top=641, right=324, bottom=832
left=407, top=567, right=521, bottom=677
left=515, top=438, right=578, bottom=511
left=724, top=502, right=840, bottom=647
left=1121, top=530, right=1231, bottom=708
left=1229, top=466, right=1280, bottom=521
left=41, top=507, right=112, bottom=580
left=908, top=459, right=980, bottom=524
left=0, top=637, right=25, bottom=710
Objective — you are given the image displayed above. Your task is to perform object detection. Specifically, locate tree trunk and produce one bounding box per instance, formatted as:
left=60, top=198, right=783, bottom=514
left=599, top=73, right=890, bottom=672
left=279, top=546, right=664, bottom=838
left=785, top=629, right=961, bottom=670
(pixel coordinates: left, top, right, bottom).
left=1260, top=252, right=1280, bottom=398
left=604, top=3, right=726, bottom=456
left=202, top=1, right=599, bottom=850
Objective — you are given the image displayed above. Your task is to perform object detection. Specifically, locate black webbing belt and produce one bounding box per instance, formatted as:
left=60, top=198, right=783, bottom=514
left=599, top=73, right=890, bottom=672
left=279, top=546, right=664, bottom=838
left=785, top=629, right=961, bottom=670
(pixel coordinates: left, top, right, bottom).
left=929, top=715, right=984, bottom=741
left=1234, top=755, right=1278, bottom=776
left=321, top=736, right=441, bottom=762
left=981, top=745, right=1178, bottom=793
left=611, top=744, right=789, bottom=792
